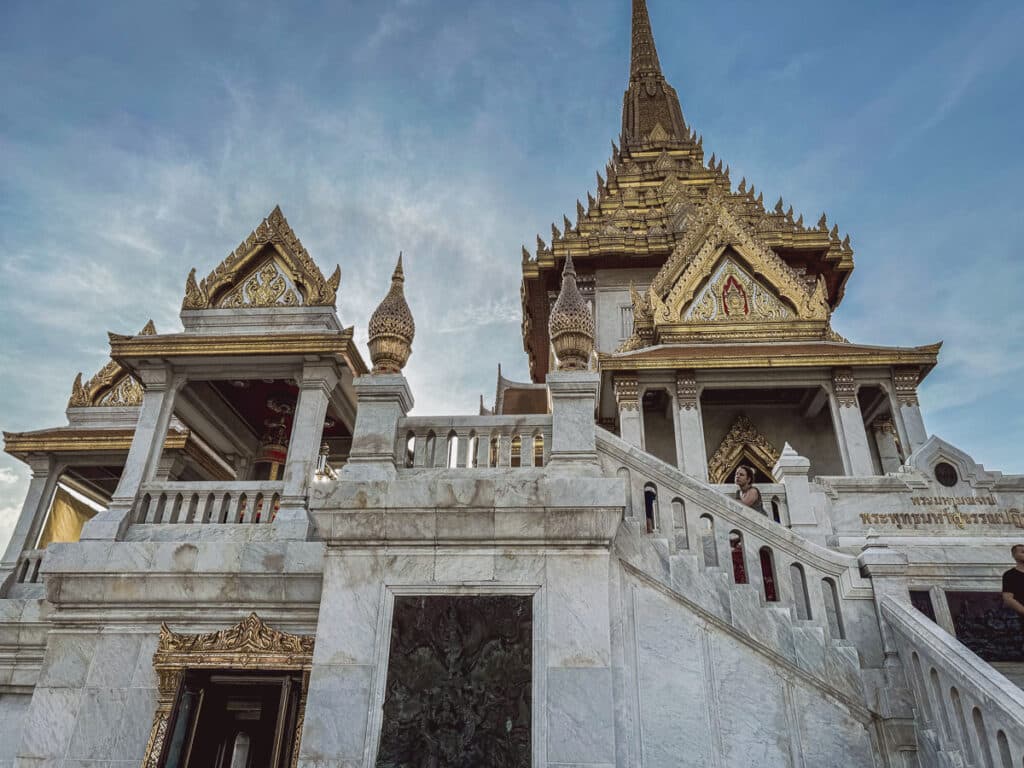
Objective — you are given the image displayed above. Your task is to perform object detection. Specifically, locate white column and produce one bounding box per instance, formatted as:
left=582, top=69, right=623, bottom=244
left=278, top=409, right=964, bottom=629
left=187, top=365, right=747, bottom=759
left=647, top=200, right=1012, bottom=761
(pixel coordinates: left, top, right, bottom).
left=675, top=370, right=708, bottom=481
left=871, top=418, right=903, bottom=474
left=339, top=373, right=413, bottom=480
left=893, top=368, right=928, bottom=454
left=0, top=455, right=59, bottom=596
left=773, top=443, right=827, bottom=543
left=613, top=375, right=642, bottom=448
left=81, top=365, right=181, bottom=540
left=275, top=363, right=342, bottom=538
left=832, top=368, right=875, bottom=477
left=547, top=370, right=600, bottom=472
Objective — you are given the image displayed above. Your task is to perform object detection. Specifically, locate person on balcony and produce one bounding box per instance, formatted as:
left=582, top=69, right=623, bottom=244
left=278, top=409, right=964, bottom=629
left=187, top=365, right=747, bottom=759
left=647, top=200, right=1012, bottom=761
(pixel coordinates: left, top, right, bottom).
left=1002, top=544, right=1024, bottom=634
left=734, top=465, right=766, bottom=516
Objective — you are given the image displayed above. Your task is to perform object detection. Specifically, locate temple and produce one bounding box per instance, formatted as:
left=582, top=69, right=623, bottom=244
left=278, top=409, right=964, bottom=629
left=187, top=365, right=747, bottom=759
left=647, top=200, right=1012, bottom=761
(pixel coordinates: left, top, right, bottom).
left=1, top=2, right=1022, bottom=766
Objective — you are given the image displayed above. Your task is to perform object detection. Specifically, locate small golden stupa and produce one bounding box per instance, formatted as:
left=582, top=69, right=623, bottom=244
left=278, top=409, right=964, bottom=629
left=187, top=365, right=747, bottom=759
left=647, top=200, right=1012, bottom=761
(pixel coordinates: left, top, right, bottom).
left=367, top=254, right=415, bottom=374
left=548, top=254, right=594, bottom=371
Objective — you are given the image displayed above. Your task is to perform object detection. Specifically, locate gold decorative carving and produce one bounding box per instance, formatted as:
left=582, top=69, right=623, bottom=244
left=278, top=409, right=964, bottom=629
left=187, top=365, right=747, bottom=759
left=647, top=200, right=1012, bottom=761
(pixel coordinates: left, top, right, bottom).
left=683, top=258, right=793, bottom=323
left=140, top=613, right=314, bottom=768
left=894, top=367, right=920, bottom=407
left=220, top=259, right=300, bottom=308
left=548, top=254, right=594, bottom=370
left=69, top=321, right=156, bottom=407
left=614, top=376, right=640, bottom=412
left=675, top=370, right=698, bottom=410
left=368, top=254, right=415, bottom=374
left=707, top=414, right=780, bottom=484
left=832, top=368, right=858, bottom=408
left=181, top=206, right=340, bottom=310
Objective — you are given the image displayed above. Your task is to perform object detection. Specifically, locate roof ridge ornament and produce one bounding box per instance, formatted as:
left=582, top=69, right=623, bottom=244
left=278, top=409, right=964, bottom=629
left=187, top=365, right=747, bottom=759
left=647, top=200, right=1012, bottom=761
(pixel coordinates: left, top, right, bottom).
left=69, top=320, right=155, bottom=407
left=548, top=254, right=595, bottom=371
left=181, top=205, right=341, bottom=310
left=367, top=253, right=415, bottom=374
left=622, top=0, right=688, bottom=146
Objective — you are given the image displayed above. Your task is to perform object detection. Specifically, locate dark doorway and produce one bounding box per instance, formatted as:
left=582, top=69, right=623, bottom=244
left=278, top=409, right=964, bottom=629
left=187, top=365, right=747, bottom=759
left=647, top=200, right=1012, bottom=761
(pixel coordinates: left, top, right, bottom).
left=161, top=670, right=304, bottom=768
left=376, top=595, right=533, bottom=768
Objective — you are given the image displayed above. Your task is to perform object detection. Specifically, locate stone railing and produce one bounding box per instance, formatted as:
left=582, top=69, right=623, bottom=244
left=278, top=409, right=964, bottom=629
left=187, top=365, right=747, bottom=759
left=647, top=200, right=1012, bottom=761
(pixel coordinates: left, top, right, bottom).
left=883, top=597, right=1024, bottom=766
left=396, top=415, right=553, bottom=469
left=133, top=481, right=283, bottom=524
left=709, top=482, right=790, bottom=525
left=597, top=427, right=882, bottom=659
left=13, top=548, right=45, bottom=585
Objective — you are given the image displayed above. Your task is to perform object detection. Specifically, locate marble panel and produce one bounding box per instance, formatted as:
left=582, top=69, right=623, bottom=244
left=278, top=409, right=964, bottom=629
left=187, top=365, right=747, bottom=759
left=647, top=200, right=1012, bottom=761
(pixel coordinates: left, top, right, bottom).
left=38, top=633, right=98, bottom=689
left=435, top=508, right=495, bottom=541
left=433, top=552, right=495, bottom=583
left=634, top=588, right=716, bottom=768
left=298, top=664, right=374, bottom=762
left=314, top=555, right=384, bottom=666
left=493, top=507, right=546, bottom=541
left=713, top=634, right=792, bottom=768
left=113, top=686, right=157, bottom=761
left=85, top=634, right=142, bottom=689
left=0, top=693, right=31, bottom=762
left=129, top=635, right=159, bottom=689
left=381, top=551, right=435, bottom=584
left=793, top=686, right=876, bottom=768
left=546, top=667, right=615, bottom=765
left=382, top=509, right=436, bottom=542
left=493, top=551, right=546, bottom=583
left=546, top=554, right=611, bottom=667
left=66, top=687, right=128, bottom=759
left=18, top=686, right=83, bottom=758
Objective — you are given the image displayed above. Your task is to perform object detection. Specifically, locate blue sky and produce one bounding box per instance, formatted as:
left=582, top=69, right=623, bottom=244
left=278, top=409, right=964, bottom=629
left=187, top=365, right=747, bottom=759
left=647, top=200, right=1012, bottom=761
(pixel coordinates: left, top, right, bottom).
left=1, top=0, right=1023, bottom=549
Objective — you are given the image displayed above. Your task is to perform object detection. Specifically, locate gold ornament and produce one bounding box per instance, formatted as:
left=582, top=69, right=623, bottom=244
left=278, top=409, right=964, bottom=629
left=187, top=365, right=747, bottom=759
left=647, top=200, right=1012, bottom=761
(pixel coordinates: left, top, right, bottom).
left=548, top=254, right=594, bottom=371
left=367, top=254, right=415, bottom=374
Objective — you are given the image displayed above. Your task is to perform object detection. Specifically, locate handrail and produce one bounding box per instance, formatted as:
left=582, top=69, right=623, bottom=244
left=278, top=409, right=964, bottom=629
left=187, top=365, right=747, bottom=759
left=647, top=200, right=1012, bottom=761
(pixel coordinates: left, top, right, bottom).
left=882, top=597, right=1024, bottom=764
left=596, top=427, right=870, bottom=590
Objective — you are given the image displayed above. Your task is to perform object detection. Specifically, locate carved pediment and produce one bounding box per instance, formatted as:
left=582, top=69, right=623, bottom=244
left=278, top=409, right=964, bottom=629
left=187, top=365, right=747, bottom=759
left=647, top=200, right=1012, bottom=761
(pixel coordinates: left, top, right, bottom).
left=156, top=612, right=314, bottom=660
left=683, top=257, right=794, bottom=323
left=68, top=320, right=155, bottom=408
left=707, top=414, right=780, bottom=484
left=643, top=192, right=835, bottom=342
left=182, top=206, right=341, bottom=310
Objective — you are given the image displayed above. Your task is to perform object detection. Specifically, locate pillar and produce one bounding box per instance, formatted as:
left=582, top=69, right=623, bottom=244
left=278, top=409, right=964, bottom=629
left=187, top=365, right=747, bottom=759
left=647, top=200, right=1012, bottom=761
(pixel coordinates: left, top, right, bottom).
left=547, top=370, right=600, bottom=472
left=675, top=370, right=708, bottom=480
left=832, top=368, right=875, bottom=477
left=338, top=373, right=413, bottom=481
left=81, top=365, right=181, bottom=540
left=274, top=363, right=344, bottom=537
left=893, top=367, right=928, bottom=454
left=871, top=418, right=903, bottom=474
left=859, top=542, right=910, bottom=674
left=0, top=455, right=59, bottom=596
left=613, top=375, right=642, bottom=448
left=773, top=443, right=826, bottom=543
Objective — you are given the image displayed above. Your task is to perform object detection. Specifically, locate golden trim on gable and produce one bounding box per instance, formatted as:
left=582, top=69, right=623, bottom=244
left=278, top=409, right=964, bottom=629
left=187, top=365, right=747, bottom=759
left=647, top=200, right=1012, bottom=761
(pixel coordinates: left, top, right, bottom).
left=69, top=321, right=156, bottom=407
left=182, top=206, right=341, bottom=310
left=707, top=415, right=780, bottom=484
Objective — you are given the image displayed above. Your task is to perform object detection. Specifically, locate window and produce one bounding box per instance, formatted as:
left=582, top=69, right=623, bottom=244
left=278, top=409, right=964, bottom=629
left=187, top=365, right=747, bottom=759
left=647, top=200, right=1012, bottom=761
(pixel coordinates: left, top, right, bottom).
left=619, top=304, right=634, bottom=340
left=161, top=670, right=305, bottom=768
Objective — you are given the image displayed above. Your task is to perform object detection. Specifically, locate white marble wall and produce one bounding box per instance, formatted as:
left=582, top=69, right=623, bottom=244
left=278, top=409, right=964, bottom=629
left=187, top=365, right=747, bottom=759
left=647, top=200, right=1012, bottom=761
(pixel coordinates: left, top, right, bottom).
left=617, top=575, right=880, bottom=768
left=0, top=694, right=31, bottom=768
left=13, top=629, right=159, bottom=765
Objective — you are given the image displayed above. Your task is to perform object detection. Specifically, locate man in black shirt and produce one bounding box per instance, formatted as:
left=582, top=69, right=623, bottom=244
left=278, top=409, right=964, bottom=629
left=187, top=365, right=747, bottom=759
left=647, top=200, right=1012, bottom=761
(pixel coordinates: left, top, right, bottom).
left=1002, top=544, right=1024, bottom=632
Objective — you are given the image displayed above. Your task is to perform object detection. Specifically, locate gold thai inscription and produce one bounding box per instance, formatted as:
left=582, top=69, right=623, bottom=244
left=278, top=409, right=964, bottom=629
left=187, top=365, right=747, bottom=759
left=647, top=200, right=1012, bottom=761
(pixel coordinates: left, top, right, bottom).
left=860, top=509, right=1023, bottom=530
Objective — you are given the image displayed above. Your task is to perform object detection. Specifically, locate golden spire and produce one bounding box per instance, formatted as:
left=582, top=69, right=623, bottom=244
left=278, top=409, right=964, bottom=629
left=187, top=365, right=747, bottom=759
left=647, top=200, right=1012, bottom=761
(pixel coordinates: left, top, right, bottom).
left=367, top=254, right=415, bottom=374
left=548, top=254, right=594, bottom=371
left=630, top=0, right=663, bottom=80
left=622, top=0, right=688, bottom=146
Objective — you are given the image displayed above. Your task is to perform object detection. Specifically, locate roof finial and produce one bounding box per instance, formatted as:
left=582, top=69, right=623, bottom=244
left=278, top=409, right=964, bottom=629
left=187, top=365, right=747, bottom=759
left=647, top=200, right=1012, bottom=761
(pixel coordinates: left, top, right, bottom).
left=548, top=254, right=595, bottom=371
left=630, top=0, right=663, bottom=81
left=367, top=253, right=415, bottom=375
left=622, top=0, right=688, bottom=146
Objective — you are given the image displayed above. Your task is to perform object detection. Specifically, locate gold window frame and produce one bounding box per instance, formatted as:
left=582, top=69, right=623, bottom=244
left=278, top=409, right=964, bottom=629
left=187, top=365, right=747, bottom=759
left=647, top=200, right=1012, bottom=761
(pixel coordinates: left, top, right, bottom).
left=142, top=613, right=314, bottom=768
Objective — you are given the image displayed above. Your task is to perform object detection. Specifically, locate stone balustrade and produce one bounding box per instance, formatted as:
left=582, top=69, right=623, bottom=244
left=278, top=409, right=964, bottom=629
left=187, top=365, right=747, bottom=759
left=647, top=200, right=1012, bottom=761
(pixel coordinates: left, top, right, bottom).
left=709, top=482, right=790, bottom=524
left=13, top=548, right=45, bottom=586
left=133, top=481, right=283, bottom=525
left=597, top=427, right=880, bottom=656
left=396, top=415, right=553, bottom=469
left=883, top=597, right=1024, bottom=767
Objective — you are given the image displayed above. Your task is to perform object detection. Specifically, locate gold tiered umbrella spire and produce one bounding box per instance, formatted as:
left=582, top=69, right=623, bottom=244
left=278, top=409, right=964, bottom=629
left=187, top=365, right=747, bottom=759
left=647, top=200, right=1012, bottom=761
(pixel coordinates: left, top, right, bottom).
left=367, top=254, right=415, bottom=374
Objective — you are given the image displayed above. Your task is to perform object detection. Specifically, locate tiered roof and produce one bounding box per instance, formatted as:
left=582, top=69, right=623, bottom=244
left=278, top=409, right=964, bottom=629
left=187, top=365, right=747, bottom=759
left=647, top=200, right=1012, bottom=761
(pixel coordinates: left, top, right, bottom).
left=521, top=0, right=855, bottom=381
